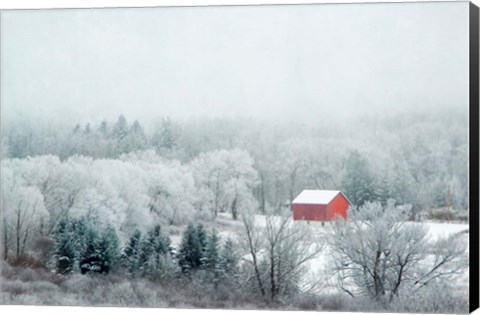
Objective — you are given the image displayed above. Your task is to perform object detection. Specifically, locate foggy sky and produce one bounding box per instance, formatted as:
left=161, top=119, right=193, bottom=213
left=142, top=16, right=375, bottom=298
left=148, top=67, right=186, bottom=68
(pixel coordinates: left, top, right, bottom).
left=1, top=2, right=469, bottom=125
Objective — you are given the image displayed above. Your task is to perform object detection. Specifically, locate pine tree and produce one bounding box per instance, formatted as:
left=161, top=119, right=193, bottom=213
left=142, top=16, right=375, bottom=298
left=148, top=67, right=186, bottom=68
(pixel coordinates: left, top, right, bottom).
left=131, top=120, right=144, bottom=135
left=377, top=169, right=392, bottom=206
left=201, top=230, right=220, bottom=272
left=79, top=226, right=102, bottom=274
left=390, top=162, right=414, bottom=205
left=124, top=120, right=147, bottom=152
left=98, top=120, right=109, bottom=137
left=70, top=218, right=89, bottom=261
left=196, top=223, right=207, bottom=253
left=99, top=226, right=121, bottom=274
left=52, top=219, right=76, bottom=274
left=152, top=118, right=177, bottom=152
left=122, top=229, right=143, bottom=276
left=177, top=224, right=203, bottom=273
left=112, top=115, right=129, bottom=141
left=141, top=225, right=172, bottom=279
left=343, top=151, right=377, bottom=207
left=219, top=238, right=238, bottom=278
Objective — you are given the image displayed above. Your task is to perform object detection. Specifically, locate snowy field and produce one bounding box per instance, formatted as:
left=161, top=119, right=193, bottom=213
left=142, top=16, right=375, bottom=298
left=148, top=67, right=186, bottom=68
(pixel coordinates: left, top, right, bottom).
left=306, top=221, right=469, bottom=294
left=170, top=214, right=469, bottom=296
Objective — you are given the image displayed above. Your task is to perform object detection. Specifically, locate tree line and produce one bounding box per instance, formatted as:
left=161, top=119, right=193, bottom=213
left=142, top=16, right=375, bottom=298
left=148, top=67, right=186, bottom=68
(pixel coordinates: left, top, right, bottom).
left=0, top=109, right=470, bottom=312
left=1, top=110, right=469, bottom=217
left=52, top=217, right=238, bottom=286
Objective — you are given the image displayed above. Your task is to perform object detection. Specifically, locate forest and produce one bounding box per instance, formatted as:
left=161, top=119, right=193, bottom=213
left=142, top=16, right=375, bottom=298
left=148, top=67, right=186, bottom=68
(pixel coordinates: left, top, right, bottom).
left=0, top=108, right=470, bottom=313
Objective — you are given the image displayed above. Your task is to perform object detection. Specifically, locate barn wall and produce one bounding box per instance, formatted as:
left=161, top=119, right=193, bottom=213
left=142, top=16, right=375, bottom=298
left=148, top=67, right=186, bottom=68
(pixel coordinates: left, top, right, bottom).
left=293, top=204, right=330, bottom=221
left=328, top=194, right=350, bottom=220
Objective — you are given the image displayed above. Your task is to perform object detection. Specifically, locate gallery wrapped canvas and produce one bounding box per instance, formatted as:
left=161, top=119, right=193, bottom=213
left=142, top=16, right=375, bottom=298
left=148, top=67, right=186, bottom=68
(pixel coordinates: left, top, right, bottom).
left=0, top=0, right=478, bottom=314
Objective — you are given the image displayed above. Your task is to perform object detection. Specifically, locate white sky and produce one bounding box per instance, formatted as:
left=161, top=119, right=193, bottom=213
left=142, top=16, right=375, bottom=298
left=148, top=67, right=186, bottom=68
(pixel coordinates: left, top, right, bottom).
left=1, top=2, right=469, bottom=125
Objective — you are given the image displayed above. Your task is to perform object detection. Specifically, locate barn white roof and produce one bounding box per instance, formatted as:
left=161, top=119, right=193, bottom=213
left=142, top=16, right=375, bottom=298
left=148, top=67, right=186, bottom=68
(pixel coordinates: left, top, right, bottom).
left=292, top=190, right=343, bottom=205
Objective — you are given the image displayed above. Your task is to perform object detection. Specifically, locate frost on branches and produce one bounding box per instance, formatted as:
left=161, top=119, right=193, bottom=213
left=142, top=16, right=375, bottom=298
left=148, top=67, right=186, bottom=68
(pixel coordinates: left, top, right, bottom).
left=328, top=200, right=468, bottom=309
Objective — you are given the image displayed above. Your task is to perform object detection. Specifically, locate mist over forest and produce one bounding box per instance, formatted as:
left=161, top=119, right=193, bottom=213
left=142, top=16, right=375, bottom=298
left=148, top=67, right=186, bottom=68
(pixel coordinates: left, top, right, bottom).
left=1, top=106, right=469, bottom=218
left=0, top=106, right=469, bottom=312
left=0, top=2, right=470, bottom=313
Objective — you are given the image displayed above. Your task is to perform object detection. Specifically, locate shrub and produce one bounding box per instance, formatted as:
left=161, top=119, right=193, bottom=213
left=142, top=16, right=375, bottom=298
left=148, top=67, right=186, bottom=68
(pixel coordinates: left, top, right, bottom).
left=17, top=267, right=40, bottom=282
left=291, top=294, right=321, bottom=310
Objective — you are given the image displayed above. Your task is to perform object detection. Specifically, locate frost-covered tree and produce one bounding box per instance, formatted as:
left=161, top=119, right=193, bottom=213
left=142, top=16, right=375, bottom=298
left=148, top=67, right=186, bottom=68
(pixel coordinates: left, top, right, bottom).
left=79, top=225, right=103, bottom=274
left=69, top=217, right=90, bottom=265
left=152, top=117, right=180, bottom=154
left=5, top=155, right=90, bottom=236
left=52, top=217, right=120, bottom=274
left=116, top=151, right=197, bottom=226
left=376, top=161, right=414, bottom=208
left=328, top=200, right=468, bottom=304
left=238, top=208, right=323, bottom=302
left=191, top=149, right=258, bottom=219
left=112, top=115, right=129, bottom=141
left=1, top=167, right=48, bottom=260
left=99, top=226, right=121, bottom=274
left=98, top=120, right=109, bottom=137
left=121, top=120, right=147, bottom=153
left=342, top=150, right=377, bottom=207
left=196, top=223, right=207, bottom=252
left=177, top=224, right=206, bottom=273
left=122, top=229, right=143, bottom=276
left=219, top=238, right=239, bottom=279
left=52, top=219, right=77, bottom=274
left=201, top=230, right=220, bottom=272
left=140, top=224, right=173, bottom=280
left=197, top=229, right=225, bottom=287
left=272, top=139, right=309, bottom=206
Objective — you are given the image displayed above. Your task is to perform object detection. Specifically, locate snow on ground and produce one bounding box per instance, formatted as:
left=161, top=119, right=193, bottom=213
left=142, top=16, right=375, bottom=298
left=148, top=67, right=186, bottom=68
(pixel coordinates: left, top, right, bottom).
left=304, top=220, right=469, bottom=294
left=169, top=213, right=469, bottom=295
left=422, top=221, right=469, bottom=241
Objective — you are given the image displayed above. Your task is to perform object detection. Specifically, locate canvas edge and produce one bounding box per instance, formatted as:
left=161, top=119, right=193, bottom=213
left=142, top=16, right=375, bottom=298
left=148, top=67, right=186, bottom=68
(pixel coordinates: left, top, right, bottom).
left=470, top=1, right=479, bottom=313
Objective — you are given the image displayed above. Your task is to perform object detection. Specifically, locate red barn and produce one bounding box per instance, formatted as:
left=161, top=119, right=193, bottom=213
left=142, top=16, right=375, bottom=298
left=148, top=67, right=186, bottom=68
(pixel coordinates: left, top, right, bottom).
left=292, top=190, right=351, bottom=222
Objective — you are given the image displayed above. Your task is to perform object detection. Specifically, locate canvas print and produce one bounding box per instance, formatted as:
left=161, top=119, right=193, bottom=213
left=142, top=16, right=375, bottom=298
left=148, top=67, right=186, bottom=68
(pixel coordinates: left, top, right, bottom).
left=0, top=2, right=473, bottom=313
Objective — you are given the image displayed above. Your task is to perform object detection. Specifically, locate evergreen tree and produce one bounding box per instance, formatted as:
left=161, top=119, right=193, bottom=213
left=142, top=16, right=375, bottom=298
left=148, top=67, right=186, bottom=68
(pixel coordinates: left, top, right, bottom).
left=377, top=169, right=392, bottom=206
left=131, top=120, right=144, bottom=135
left=79, top=226, right=102, bottom=274
left=70, top=217, right=89, bottom=260
left=196, top=223, right=207, bottom=253
left=219, top=238, right=238, bottom=278
left=153, top=118, right=177, bottom=151
left=141, top=225, right=173, bottom=280
left=390, top=162, right=414, bottom=205
left=201, top=230, right=220, bottom=272
left=125, top=120, right=147, bottom=152
left=122, top=229, right=143, bottom=276
left=112, top=115, right=129, bottom=141
left=52, top=219, right=76, bottom=274
left=98, top=120, right=109, bottom=137
left=99, top=226, right=121, bottom=274
left=343, top=150, right=377, bottom=207
left=177, top=224, right=203, bottom=273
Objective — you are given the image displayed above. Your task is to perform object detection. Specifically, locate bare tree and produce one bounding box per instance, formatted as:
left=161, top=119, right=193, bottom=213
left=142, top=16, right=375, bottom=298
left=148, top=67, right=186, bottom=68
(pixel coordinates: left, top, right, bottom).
left=328, top=200, right=468, bottom=305
left=238, top=208, right=323, bottom=303
left=1, top=178, right=47, bottom=260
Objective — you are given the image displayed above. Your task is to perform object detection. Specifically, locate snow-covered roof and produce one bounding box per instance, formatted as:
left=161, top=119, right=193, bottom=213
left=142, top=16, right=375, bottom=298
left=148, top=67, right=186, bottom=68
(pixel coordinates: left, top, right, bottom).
left=292, top=190, right=346, bottom=205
